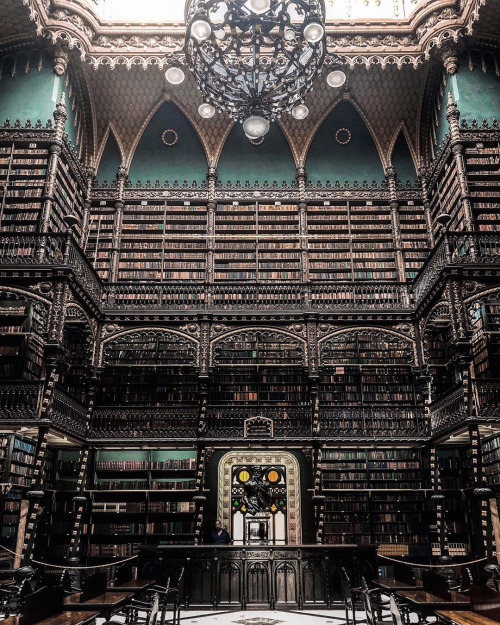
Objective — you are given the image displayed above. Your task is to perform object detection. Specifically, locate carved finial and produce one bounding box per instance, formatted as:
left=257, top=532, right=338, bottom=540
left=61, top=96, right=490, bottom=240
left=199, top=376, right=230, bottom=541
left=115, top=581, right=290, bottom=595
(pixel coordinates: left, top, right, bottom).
left=53, top=91, right=68, bottom=125
left=385, top=163, right=396, bottom=179
left=446, top=91, right=460, bottom=129
left=117, top=162, right=127, bottom=180
left=53, top=46, right=69, bottom=76
left=441, top=43, right=459, bottom=75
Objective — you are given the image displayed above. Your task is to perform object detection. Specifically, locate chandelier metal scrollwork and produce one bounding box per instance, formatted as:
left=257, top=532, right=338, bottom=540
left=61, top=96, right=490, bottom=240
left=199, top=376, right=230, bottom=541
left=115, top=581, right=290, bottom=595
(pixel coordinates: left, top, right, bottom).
left=165, top=0, right=346, bottom=139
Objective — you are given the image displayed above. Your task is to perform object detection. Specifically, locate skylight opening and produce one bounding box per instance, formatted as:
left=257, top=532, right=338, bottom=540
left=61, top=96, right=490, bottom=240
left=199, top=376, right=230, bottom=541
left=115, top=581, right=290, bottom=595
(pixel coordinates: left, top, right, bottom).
left=93, top=0, right=424, bottom=23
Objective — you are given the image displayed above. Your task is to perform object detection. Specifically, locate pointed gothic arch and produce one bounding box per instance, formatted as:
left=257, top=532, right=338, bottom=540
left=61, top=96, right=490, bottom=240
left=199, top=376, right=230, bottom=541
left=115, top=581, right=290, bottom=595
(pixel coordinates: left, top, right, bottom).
left=305, top=99, right=386, bottom=185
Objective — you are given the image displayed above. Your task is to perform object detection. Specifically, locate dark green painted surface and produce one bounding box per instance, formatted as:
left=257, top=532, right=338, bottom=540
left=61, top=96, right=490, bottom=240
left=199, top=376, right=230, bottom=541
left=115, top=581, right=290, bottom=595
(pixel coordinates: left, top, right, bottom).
left=436, top=54, right=500, bottom=147
left=218, top=120, right=296, bottom=185
left=391, top=131, right=417, bottom=184
left=204, top=449, right=314, bottom=545
left=129, top=101, right=207, bottom=184
left=97, top=130, right=122, bottom=183
left=0, top=52, right=79, bottom=147
left=306, top=100, right=385, bottom=185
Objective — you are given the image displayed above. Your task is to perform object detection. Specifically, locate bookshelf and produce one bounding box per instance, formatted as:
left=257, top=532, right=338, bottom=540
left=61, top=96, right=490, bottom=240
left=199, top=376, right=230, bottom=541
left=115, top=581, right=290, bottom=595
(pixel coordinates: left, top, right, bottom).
left=98, top=331, right=197, bottom=406
left=319, top=331, right=417, bottom=406
left=428, top=155, right=462, bottom=233
left=87, top=449, right=197, bottom=559
left=321, top=448, right=430, bottom=551
left=399, top=201, right=429, bottom=280
left=470, top=299, right=500, bottom=378
left=465, top=141, right=500, bottom=231
left=0, top=435, right=36, bottom=555
left=0, top=140, right=85, bottom=236
left=0, top=298, right=44, bottom=381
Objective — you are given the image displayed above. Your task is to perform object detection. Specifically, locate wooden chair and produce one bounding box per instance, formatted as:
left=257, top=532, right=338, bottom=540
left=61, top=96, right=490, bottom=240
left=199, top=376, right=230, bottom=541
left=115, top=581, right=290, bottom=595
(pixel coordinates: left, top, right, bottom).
left=104, top=590, right=162, bottom=625
left=341, top=567, right=361, bottom=625
left=0, top=579, right=33, bottom=618
left=362, top=587, right=392, bottom=625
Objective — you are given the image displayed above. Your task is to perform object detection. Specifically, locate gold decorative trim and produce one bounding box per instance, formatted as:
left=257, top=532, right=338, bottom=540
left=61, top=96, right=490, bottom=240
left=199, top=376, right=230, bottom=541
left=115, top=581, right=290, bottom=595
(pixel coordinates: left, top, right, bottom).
left=218, top=451, right=302, bottom=545
left=162, top=128, right=178, bottom=147
left=335, top=127, right=351, bottom=145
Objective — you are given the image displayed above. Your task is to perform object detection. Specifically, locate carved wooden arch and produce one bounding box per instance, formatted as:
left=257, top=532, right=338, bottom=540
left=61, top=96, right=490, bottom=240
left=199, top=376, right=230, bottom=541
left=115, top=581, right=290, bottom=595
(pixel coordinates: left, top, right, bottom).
left=64, top=303, right=95, bottom=367
left=218, top=450, right=302, bottom=545
left=387, top=121, right=420, bottom=177
left=421, top=301, right=453, bottom=364
left=318, top=326, right=417, bottom=366
left=94, top=122, right=126, bottom=177
left=125, top=93, right=210, bottom=173
left=99, top=326, right=199, bottom=367
left=302, top=93, right=389, bottom=172
left=0, top=287, right=50, bottom=332
left=210, top=327, right=307, bottom=368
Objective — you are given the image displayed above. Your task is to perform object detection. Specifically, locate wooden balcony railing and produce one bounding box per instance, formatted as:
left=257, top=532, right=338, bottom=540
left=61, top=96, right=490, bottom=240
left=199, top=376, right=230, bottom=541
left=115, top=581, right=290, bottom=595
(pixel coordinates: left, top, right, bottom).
left=318, top=405, right=429, bottom=438
left=414, top=232, right=500, bottom=304
left=0, top=381, right=43, bottom=419
left=51, top=386, right=88, bottom=437
left=429, top=385, right=467, bottom=435
left=89, top=407, right=199, bottom=439
left=0, top=233, right=102, bottom=306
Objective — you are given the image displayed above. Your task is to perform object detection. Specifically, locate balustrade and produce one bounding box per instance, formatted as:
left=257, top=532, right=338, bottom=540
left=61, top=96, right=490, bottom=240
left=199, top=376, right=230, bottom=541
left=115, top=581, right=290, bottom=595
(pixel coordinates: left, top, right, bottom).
left=90, top=407, right=199, bottom=438
left=0, top=381, right=43, bottom=418
left=429, top=385, right=467, bottom=435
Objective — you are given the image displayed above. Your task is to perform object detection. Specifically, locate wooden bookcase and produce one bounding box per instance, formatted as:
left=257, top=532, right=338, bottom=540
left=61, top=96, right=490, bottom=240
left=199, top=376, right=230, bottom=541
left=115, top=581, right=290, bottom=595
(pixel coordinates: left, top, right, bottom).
left=321, top=448, right=430, bottom=552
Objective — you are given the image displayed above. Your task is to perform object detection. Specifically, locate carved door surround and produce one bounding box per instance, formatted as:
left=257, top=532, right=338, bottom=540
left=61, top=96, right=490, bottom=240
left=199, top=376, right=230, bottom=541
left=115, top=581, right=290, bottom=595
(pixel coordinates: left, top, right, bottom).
left=218, top=450, right=301, bottom=545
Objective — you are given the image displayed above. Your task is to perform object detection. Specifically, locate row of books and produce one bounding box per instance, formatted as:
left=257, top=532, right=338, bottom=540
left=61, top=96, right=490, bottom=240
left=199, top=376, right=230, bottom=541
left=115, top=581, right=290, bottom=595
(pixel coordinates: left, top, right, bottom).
left=95, top=459, right=196, bottom=470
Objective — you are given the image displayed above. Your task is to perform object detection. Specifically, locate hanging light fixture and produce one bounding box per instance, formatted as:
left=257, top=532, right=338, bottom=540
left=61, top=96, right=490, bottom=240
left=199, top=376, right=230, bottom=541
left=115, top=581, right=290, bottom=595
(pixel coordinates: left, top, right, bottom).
left=166, top=0, right=328, bottom=139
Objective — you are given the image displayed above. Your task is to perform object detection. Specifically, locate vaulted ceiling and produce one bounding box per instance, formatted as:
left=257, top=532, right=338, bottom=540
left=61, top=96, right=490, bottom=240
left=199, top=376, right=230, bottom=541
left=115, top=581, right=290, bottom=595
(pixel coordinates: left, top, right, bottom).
left=1, top=0, right=499, bottom=170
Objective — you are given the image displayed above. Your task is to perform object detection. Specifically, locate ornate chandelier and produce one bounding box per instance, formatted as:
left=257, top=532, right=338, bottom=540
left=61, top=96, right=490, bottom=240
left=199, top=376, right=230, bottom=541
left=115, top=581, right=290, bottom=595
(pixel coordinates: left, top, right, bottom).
left=165, top=0, right=345, bottom=139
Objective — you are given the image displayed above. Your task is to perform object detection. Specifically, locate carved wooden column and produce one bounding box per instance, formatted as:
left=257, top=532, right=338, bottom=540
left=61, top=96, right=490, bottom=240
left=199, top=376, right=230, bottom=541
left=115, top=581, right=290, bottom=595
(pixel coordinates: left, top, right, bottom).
left=446, top=93, right=476, bottom=237
left=37, top=93, right=67, bottom=261
left=429, top=445, right=447, bottom=558
left=469, top=425, right=496, bottom=563
left=296, top=163, right=309, bottom=292
left=109, top=164, right=127, bottom=283
left=386, top=165, right=406, bottom=284
left=80, top=162, right=96, bottom=249
left=418, top=166, right=435, bottom=247
left=21, top=426, right=49, bottom=565
left=193, top=446, right=207, bottom=545
left=312, top=444, right=325, bottom=544
left=206, top=166, right=217, bottom=306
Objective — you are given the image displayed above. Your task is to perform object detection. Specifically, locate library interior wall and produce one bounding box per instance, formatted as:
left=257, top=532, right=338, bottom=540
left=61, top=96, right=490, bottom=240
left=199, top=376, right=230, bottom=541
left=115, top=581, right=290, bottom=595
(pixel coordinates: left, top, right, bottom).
left=0, top=51, right=80, bottom=147
left=217, top=120, right=297, bottom=184
left=128, top=101, right=208, bottom=184
left=436, top=54, right=500, bottom=146
left=306, top=100, right=385, bottom=185
left=391, top=131, right=417, bottom=183
left=96, top=129, right=122, bottom=182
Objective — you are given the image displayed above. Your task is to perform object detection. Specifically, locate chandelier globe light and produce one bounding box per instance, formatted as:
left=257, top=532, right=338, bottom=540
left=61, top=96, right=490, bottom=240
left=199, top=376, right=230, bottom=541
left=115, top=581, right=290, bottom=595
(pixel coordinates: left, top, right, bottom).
left=169, top=0, right=328, bottom=138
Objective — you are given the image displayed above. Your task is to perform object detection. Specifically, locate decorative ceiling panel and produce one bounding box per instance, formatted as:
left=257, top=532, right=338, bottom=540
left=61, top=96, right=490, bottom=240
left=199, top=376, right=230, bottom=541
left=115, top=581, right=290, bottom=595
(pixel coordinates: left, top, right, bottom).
left=0, top=1, right=38, bottom=49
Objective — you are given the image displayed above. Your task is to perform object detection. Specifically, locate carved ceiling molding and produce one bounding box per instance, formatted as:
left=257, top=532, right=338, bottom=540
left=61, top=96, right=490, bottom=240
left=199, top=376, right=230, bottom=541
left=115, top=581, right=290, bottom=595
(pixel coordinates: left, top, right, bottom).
left=18, top=0, right=492, bottom=70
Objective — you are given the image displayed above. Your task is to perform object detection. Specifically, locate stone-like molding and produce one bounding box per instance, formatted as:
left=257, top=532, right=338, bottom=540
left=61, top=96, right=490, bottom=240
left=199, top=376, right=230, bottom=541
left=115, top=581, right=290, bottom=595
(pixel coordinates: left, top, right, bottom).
left=15, top=0, right=494, bottom=70
left=218, top=451, right=301, bottom=546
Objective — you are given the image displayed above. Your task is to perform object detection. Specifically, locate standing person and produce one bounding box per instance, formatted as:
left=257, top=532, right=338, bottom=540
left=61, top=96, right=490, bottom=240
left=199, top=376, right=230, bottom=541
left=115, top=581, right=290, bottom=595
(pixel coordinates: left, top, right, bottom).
left=211, top=519, right=231, bottom=544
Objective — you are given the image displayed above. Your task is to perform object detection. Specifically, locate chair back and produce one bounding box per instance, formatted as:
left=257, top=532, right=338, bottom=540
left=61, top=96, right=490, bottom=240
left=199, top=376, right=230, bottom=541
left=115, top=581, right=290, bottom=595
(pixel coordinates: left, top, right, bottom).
left=20, top=585, right=63, bottom=625
left=470, top=584, right=500, bottom=621
left=389, top=594, right=404, bottom=625
left=81, top=570, right=107, bottom=601
left=362, top=589, right=376, bottom=625
left=340, top=568, right=355, bottom=609
left=146, top=592, right=161, bottom=625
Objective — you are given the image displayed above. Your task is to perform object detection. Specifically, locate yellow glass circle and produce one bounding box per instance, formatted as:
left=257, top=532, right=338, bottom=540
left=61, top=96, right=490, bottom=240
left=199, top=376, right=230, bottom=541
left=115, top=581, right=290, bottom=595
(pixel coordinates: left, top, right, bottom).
left=267, top=469, right=279, bottom=483
left=239, top=469, right=250, bottom=483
